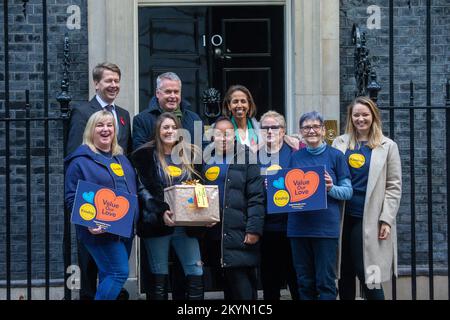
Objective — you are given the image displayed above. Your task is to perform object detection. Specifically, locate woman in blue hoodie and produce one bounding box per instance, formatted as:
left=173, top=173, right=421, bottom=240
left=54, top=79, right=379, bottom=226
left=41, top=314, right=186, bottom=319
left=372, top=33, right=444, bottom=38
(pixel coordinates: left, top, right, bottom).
left=65, top=110, right=138, bottom=300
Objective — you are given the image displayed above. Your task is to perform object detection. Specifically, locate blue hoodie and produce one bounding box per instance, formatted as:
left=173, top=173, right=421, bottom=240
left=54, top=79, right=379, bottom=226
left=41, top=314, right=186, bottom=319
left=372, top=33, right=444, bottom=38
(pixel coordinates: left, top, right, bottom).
left=64, top=145, right=138, bottom=244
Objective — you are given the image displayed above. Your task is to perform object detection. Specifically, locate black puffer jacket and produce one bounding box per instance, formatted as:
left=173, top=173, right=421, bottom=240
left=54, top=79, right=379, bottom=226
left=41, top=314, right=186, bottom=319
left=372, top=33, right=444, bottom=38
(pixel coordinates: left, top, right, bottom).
left=205, top=143, right=265, bottom=268
left=131, top=143, right=204, bottom=238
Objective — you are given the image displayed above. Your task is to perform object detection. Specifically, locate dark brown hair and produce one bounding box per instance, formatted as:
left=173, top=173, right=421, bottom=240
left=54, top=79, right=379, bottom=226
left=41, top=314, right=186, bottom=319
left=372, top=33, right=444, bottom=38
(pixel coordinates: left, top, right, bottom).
left=222, top=85, right=257, bottom=118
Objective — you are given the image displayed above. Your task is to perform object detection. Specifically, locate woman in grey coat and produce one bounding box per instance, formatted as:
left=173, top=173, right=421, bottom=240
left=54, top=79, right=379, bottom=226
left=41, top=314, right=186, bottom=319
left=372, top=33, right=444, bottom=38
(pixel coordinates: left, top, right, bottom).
left=333, top=96, right=402, bottom=300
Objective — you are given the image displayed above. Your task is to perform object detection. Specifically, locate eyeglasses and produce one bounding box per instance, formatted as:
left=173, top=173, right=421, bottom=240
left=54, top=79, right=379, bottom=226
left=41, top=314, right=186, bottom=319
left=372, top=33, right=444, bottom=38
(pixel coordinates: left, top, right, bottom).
left=300, top=125, right=323, bottom=132
left=261, top=125, right=283, bottom=131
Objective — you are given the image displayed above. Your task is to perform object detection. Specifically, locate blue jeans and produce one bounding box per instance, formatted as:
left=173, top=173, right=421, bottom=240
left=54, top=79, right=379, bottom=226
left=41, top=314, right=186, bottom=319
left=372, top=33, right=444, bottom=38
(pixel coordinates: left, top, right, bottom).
left=83, top=238, right=132, bottom=300
left=144, top=227, right=203, bottom=276
left=290, top=237, right=338, bottom=300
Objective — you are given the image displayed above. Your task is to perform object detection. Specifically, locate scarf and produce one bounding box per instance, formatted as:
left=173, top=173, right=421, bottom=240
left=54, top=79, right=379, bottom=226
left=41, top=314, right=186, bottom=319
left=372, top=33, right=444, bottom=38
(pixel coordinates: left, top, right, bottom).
left=306, top=141, right=327, bottom=155
left=159, top=105, right=183, bottom=120
left=172, top=106, right=183, bottom=120
left=231, top=116, right=258, bottom=146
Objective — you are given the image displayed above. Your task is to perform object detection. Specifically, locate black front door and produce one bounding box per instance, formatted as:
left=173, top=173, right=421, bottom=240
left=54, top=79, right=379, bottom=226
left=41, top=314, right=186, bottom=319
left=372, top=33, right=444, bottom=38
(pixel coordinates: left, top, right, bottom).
left=138, top=7, right=209, bottom=116
left=139, top=5, right=285, bottom=122
left=209, top=6, right=285, bottom=119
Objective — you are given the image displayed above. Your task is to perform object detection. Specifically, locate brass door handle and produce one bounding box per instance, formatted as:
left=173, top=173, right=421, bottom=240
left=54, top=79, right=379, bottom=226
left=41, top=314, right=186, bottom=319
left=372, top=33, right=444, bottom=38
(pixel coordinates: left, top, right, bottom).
left=214, top=48, right=231, bottom=60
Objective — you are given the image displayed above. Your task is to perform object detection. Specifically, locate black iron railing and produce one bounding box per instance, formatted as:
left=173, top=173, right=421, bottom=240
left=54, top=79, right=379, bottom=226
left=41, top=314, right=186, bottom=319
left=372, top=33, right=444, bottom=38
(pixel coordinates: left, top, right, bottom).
left=1, top=0, right=70, bottom=300
left=378, top=81, right=450, bottom=300
left=354, top=0, right=449, bottom=300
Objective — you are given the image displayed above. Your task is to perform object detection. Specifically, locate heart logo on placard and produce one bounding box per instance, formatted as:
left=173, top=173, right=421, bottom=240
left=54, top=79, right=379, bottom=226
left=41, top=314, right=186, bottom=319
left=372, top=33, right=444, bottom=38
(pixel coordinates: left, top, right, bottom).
left=272, top=177, right=285, bottom=189
left=94, top=188, right=130, bottom=222
left=285, top=169, right=320, bottom=202
left=82, top=191, right=94, bottom=204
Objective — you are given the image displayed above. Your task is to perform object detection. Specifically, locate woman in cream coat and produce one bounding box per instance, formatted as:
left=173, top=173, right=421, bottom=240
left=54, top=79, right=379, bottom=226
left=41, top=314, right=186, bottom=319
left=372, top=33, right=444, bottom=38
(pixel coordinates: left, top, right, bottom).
left=333, top=96, right=402, bottom=300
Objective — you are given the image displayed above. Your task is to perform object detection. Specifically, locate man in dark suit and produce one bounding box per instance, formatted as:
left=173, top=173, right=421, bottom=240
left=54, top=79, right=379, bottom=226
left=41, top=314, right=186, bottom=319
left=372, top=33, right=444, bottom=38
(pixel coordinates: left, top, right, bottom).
left=132, top=72, right=204, bottom=300
left=66, top=62, right=132, bottom=300
left=66, top=62, right=132, bottom=155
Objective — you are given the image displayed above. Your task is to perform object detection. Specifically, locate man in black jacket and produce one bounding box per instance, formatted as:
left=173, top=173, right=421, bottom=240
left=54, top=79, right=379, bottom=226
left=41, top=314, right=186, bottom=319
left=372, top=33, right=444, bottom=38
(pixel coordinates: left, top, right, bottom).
left=65, top=62, right=132, bottom=300
left=132, top=72, right=203, bottom=149
left=132, top=72, right=204, bottom=300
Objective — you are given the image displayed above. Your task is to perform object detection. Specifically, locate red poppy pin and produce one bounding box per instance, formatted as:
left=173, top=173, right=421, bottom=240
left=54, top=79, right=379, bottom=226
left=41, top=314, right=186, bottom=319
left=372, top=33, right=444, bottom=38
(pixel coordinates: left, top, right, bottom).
left=120, top=116, right=125, bottom=126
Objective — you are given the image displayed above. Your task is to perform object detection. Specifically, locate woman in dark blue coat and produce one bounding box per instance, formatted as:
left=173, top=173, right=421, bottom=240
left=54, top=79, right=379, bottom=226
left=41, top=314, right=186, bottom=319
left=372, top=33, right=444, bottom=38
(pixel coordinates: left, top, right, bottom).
left=202, top=116, right=265, bottom=300
left=65, top=110, right=138, bottom=300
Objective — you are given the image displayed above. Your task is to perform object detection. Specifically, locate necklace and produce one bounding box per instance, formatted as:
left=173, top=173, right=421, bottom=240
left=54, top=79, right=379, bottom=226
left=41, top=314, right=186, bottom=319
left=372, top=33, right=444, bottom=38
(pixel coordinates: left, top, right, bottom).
left=97, top=149, right=113, bottom=159
left=356, top=140, right=368, bottom=150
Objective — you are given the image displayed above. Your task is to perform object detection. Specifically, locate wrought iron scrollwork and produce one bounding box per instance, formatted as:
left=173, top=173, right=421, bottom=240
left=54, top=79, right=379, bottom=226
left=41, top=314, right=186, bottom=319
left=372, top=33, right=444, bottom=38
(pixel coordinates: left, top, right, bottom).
left=446, top=79, right=450, bottom=107
left=57, top=35, right=72, bottom=118
left=202, top=87, right=222, bottom=119
left=352, top=24, right=381, bottom=102
left=22, top=0, right=29, bottom=18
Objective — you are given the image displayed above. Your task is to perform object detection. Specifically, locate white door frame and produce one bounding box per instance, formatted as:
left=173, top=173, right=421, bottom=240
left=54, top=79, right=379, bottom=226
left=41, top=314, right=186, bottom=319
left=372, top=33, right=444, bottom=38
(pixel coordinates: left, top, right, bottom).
left=89, top=0, right=295, bottom=132
left=135, top=0, right=295, bottom=133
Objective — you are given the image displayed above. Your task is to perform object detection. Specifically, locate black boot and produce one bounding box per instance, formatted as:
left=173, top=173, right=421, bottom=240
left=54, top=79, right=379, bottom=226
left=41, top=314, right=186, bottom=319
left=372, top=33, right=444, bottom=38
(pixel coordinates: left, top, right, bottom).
left=116, top=288, right=129, bottom=300
left=150, top=274, right=169, bottom=300
left=186, top=275, right=204, bottom=300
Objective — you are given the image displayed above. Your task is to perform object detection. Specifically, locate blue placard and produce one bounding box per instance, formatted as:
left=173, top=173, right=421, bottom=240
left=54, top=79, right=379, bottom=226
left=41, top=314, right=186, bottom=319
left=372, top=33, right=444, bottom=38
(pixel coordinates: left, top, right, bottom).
left=266, top=166, right=327, bottom=214
left=70, top=180, right=137, bottom=238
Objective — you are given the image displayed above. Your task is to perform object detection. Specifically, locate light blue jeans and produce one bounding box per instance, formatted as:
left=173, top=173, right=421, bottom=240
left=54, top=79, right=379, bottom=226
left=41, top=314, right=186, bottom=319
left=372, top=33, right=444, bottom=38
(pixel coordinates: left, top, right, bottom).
left=144, top=227, right=203, bottom=276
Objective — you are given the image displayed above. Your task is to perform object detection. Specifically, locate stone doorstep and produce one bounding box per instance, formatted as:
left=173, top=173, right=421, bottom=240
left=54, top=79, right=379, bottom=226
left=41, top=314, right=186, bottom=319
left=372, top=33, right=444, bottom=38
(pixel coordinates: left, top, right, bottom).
left=2, top=277, right=449, bottom=300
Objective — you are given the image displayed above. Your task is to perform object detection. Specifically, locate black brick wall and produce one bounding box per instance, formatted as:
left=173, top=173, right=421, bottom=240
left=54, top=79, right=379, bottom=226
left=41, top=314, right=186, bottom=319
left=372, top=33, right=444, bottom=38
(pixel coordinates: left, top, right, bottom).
left=0, top=0, right=88, bottom=282
left=340, top=0, right=449, bottom=271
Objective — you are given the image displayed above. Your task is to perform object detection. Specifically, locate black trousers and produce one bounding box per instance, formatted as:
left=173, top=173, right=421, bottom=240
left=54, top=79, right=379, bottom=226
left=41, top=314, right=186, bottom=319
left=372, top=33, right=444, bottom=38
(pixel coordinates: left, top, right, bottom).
left=260, top=231, right=299, bottom=300
left=77, top=241, right=97, bottom=300
left=201, top=238, right=258, bottom=300
left=139, top=238, right=152, bottom=296
left=223, top=267, right=258, bottom=300
left=338, top=215, right=385, bottom=300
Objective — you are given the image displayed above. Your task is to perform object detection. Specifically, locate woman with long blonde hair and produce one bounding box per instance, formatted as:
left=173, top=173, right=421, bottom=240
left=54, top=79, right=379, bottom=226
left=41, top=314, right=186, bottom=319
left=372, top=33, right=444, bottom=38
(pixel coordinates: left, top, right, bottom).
left=333, top=96, right=402, bottom=300
left=65, top=110, right=138, bottom=300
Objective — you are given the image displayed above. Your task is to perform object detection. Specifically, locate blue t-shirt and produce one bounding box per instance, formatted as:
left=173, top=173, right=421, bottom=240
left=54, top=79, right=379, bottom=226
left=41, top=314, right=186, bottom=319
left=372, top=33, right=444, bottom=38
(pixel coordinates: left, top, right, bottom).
left=258, top=143, right=293, bottom=232
left=345, top=143, right=372, bottom=217
left=158, top=155, right=190, bottom=188
left=203, top=154, right=232, bottom=240
left=203, top=157, right=229, bottom=211
left=158, top=155, right=192, bottom=233
left=287, top=145, right=350, bottom=238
